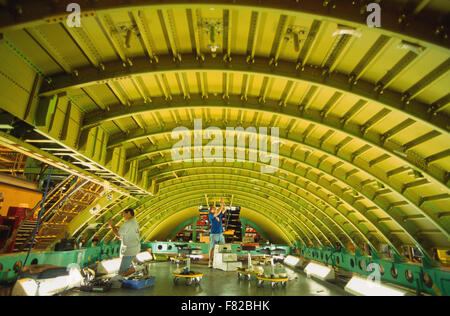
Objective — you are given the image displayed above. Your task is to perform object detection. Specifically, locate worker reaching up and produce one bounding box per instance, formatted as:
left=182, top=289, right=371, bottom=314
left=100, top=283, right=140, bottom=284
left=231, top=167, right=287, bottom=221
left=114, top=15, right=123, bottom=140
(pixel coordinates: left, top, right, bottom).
left=208, top=198, right=227, bottom=268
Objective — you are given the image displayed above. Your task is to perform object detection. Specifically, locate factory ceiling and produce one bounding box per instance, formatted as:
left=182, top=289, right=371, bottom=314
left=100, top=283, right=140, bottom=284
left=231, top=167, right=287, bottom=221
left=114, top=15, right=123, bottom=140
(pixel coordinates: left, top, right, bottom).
left=0, top=0, right=449, bottom=258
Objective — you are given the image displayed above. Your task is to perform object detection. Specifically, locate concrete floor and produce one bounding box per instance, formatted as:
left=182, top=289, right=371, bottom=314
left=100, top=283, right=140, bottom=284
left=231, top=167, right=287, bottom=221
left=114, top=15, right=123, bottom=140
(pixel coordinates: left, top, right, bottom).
left=66, top=262, right=350, bottom=296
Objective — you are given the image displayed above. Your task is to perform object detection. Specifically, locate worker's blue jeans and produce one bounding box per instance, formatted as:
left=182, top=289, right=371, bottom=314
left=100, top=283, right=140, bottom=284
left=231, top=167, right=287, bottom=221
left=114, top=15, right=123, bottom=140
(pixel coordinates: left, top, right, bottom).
left=118, top=255, right=135, bottom=274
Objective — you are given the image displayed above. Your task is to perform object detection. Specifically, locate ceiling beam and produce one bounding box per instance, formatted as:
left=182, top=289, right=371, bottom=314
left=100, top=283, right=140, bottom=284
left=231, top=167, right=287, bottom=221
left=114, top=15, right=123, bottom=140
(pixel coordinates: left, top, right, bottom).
left=119, top=125, right=445, bottom=223
left=39, top=54, right=449, bottom=136
left=1, top=0, right=448, bottom=51
left=141, top=163, right=439, bottom=255
left=139, top=197, right=297, bottom=244
left=169, top=181, right=335, bottom=244
left=89, top=96, right=448, bottom=195
left=158, top=172, right=373, bottom=249
left=134, top=189, right=304, bottom=244
left=139, top=186, right=327, bottom=245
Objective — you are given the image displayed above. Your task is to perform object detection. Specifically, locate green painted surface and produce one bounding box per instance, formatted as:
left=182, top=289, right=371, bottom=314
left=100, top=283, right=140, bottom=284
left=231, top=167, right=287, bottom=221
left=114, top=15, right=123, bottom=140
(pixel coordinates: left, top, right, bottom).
left=167, top=217, right=199, bottom=240
left=1, top=241, right=449, bottom=296
left=297, top=243, right=450, bottom=296
left=240, top=218, right=270, bottom=241
left=0, top=241, right=119, bottom=284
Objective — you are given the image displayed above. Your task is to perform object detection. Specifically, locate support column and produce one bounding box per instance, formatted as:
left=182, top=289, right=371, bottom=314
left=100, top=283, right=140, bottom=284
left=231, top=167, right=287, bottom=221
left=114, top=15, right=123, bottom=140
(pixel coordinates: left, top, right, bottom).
left=192, top=220, right=197, bottom=243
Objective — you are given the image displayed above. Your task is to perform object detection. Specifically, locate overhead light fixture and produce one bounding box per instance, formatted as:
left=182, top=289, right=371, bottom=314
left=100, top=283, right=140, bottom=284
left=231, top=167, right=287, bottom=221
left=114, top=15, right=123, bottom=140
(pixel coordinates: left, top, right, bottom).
left=201, top=19, right=222, bottom=58
left=304, top=262, right=335, bottom=281
left=209, top=44, right=219, bottom=53
left=397, top=40, right=425, bottom=55
left=332, top=25, right=362, bottom=38
left=345, top=276, right=409, bottom=296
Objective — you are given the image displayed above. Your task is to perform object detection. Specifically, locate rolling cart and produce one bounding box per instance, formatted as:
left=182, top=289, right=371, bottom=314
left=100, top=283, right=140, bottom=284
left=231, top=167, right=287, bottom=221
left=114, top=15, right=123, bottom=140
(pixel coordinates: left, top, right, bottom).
left=255, top=247, right=289, bottom=289
left=170, top=244, right=189, bottom=264
left=172, top=244, right=204, bottom=286
left=236, top=243, right=263, bottom=280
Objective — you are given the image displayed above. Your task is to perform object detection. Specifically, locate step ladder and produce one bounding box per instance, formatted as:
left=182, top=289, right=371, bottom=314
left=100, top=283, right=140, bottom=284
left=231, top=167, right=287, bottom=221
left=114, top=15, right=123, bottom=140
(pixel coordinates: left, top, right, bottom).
left=12, top=220, right=37, bottom=252
left=12, top=175, right=78, bottom=252
left=10, top=176, right=104, bottom=252
left=0, top=174, right=76, bottom=253
left=34, top=180, right=104, bottom=250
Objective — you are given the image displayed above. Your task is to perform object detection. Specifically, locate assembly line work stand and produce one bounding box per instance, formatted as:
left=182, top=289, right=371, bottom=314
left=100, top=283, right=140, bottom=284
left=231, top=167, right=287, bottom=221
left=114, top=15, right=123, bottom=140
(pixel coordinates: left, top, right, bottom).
left=170, top=244, right=188, bottom=265
left=172, top=244, right=203, bottom=286
left=236, top=243, right=263, bottom=280
left=255, top=247, right=289, bottom=289
left=253, top=257, right=271, bottom=265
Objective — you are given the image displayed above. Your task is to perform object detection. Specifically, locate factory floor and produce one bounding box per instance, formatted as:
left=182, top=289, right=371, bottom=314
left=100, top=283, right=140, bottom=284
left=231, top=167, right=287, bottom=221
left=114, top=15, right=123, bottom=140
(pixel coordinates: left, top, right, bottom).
left=65, top=261, right=350, bottom=296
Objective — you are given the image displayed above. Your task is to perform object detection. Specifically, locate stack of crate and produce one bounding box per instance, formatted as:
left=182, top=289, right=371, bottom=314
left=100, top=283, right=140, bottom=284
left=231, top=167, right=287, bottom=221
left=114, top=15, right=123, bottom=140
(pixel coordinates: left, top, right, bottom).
left=224, top=207, right=241, bottom=243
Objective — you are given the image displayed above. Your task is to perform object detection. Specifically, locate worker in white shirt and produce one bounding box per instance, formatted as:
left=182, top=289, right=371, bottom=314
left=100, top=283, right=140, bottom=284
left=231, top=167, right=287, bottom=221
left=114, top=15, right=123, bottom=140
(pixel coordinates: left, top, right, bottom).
left=108, top=208, right=141, bottom=277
